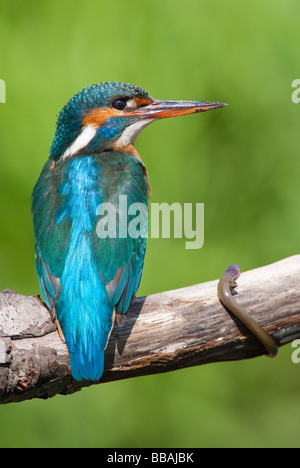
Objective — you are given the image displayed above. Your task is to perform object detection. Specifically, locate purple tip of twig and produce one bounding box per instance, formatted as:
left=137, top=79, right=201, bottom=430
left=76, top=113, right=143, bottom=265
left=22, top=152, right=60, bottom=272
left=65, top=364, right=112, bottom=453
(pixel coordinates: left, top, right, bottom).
left=224, top=264, right=240, bottom=280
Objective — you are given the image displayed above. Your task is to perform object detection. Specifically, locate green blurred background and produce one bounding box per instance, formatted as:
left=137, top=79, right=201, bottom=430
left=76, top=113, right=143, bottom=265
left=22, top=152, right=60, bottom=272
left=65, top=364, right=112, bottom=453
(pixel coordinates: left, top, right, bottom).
left=0, top=0, right=299, bottom=448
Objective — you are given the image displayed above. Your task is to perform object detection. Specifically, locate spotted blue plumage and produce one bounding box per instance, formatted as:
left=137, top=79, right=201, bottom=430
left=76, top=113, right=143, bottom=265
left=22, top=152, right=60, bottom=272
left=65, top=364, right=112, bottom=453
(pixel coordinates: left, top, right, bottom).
left=49, top=83, right=150, bottom=159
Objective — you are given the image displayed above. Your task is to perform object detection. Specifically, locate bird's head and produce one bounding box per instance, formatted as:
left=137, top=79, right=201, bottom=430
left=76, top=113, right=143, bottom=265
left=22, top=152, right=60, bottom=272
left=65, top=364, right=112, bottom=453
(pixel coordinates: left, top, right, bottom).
left=49, top=82, right=227, bottom=160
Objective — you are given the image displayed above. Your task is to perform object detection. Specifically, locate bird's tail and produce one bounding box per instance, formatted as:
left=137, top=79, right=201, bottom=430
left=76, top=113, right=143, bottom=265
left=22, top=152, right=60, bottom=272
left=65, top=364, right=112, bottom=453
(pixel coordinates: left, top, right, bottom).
left=69, top=346, right=105, bottom=381
left=56, top=276, right=114, bottom=382
left=55, top=225, right=115, bottom=381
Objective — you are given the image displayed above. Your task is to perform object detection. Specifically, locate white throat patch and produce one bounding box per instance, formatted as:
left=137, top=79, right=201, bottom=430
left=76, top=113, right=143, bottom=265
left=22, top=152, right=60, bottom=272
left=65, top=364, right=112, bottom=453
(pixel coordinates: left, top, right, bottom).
left=115, top=119, right=154, bottom=147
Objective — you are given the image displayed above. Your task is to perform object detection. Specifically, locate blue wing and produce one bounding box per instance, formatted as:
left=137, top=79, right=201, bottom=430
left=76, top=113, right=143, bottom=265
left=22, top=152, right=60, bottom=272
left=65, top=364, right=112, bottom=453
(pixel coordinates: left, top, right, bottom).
left=32, top=152, right=148, bottom=381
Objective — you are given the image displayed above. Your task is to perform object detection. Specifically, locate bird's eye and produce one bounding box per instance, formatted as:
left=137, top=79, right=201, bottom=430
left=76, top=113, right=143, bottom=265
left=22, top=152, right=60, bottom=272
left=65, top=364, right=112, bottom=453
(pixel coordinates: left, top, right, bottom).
left=112, top=99, right=127, bottom=110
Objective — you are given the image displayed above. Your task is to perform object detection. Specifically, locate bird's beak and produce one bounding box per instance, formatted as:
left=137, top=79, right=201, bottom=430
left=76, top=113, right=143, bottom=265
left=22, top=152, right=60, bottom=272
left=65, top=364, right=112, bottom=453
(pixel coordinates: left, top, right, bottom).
left=131, top=99, right=228, bottom=120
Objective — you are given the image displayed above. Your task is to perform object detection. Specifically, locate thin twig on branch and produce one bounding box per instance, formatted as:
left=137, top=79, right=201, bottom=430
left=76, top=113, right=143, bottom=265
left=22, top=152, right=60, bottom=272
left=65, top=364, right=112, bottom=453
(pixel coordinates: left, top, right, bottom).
left=0, top=255, right=299, bottom=405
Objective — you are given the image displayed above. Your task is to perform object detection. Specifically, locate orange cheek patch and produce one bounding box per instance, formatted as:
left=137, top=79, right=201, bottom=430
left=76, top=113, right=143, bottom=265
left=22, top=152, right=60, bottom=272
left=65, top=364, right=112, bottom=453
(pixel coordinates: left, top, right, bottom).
left=83, top=107, right=121, bottom=127
left=134, top=97, right=152, bottom=107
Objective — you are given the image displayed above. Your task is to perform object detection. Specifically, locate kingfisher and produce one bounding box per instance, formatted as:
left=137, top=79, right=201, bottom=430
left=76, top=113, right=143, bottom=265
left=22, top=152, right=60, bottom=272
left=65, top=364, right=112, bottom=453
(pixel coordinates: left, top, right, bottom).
left=32, top=82, right=226, bottom=381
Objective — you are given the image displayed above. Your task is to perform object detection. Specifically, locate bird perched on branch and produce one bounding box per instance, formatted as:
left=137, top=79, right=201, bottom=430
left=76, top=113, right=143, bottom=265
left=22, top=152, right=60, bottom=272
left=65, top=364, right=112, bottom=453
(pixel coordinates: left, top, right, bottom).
left=32, top=82, right=226, bottom=381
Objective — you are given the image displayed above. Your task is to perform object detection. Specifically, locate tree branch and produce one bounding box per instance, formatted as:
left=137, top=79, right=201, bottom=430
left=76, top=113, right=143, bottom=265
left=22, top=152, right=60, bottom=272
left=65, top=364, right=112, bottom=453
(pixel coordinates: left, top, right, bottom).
left=1, top=255, right=300, bottom=404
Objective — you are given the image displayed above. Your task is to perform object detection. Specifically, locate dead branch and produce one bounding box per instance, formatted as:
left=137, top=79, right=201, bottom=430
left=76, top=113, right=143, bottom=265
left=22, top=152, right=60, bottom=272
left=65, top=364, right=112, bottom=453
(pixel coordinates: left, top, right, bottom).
left=0, top=255, right=300, bottom=404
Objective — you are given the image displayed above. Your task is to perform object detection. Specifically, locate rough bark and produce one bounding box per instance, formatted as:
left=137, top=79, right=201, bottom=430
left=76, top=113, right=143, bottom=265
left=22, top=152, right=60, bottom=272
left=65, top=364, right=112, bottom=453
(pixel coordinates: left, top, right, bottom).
left=1, top=255, right=300, bottom=404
